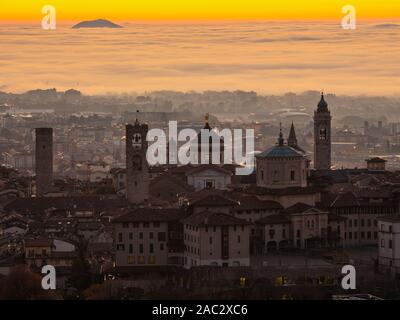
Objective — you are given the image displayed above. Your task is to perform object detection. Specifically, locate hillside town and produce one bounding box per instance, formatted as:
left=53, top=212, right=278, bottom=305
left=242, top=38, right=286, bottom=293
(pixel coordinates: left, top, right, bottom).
left=0, top=93, right=400, bottom=300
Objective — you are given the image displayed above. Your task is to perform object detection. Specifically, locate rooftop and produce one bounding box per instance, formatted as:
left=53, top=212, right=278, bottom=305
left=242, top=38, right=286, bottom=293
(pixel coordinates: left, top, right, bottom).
left=182, top=210, right=250, bottom=227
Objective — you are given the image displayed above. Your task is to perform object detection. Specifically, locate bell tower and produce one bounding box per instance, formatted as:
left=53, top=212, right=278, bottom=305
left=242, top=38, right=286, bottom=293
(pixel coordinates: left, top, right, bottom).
left=314, top=92, right=332, bottom=170
left=126, top=111, right=149, bottom=204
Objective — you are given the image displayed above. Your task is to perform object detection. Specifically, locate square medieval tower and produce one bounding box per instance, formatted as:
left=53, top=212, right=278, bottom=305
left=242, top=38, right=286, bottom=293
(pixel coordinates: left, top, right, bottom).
left=35, top=127, right=53, bottom=196
left=126, top=118, right=149, bottom=204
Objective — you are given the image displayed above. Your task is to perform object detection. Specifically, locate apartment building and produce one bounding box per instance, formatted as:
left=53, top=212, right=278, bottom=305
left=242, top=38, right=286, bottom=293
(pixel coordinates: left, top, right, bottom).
left=378, top=215, right=400, bottom=275
left=182, top=211, right=250, bottom=268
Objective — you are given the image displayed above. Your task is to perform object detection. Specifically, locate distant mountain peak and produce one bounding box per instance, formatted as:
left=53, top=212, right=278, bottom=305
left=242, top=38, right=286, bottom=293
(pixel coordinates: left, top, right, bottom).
left=72, top=19, right=122, bottom=29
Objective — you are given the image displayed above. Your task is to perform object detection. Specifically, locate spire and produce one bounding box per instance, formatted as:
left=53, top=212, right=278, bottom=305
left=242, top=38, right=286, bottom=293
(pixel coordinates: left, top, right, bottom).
left=317, top=91, right=328, bottom=111
left=288, top=121, right=298, bottom=147
left=204, top=113, right=211, bottom=130
left=277, top=122, right=284, bottom=146
left=135, top=110, right=140, bottom=125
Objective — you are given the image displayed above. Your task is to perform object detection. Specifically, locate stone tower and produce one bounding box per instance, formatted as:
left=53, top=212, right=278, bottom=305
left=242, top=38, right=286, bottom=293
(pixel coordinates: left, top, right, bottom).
left=35, top=128, right=53, bottom=196
left=314, top=93, right=332, bottom=170
left=126, top=114, right=149, bottom=204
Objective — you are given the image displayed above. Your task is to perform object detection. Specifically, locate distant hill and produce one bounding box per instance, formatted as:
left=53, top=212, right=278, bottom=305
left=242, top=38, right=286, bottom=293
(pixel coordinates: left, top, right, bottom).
left=72, top=19, right=122, bottom=29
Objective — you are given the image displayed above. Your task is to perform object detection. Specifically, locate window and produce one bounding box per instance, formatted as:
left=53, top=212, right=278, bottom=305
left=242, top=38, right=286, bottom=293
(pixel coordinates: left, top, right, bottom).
left=150, top=243, right=154, bottom=253
left=269, top=229, right=275, bottom=239
left=389, top=240, right=393, bottom=249
left=116, top=244, right=125, bottom=251
left=389, top=225, right=393, bottom=233
left=367, top=219, right=371, bottom=227
left=129, top=244, right=133, bottom=253
left=290, top=170, right=295, bottom=181
left=129, top=232, right=133, bottom=240
left=349, top=232, right=352, bottom=239
left=143, top=222, right=149, bottom=228
left=282, top=229, right=286, bottom=238
left=139, top=232, right=143, bottom=239
left=154, top=222, right=160, bottom=228
left=139, top=244, right=144, bottom=253
left=132, top=222, right=139, bottom=228
left=319, top=128, right=327, bottom=140
left=149, top=232, right=154, bottom=239
left=118, top=233, right=123, bottom=242
left=158, top=232, right=166, bottom=241
left=361, top=219, right=364, bottom=227
left=122, top=222, right=129, bottom=228
left=261, top=170, right=264, bottom=180
left=349, top=220, right=352, bottom=228
left=160, top=243, right=164, bottom=251
left=374, top=232, right=378, bottom=239
left=296, top=229, right=300, bottom=238
left=273, top=170, right=279, bottom=183
left=381, top=239, right=385, bottom=248
left=367, top=231, right=371, bottom=239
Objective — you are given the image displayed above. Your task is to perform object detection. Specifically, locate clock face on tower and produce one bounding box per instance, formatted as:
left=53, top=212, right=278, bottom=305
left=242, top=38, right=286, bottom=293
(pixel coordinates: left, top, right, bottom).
left=132, top=133, right=142, bottom=150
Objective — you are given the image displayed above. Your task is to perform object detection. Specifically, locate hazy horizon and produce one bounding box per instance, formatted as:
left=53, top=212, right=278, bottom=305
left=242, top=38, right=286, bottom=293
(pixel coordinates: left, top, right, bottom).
left=1, top=21, right=400, bottom=95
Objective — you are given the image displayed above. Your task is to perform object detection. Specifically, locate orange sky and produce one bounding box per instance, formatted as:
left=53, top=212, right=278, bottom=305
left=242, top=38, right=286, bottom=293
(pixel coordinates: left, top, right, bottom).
left=1, top=0, right=400, bottom=23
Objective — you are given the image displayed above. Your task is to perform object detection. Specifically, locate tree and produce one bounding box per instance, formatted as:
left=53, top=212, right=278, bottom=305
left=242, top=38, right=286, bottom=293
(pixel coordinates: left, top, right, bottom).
left=0, top=265, right=52, bottom=300
left=69, top=255, right=92, bottom=293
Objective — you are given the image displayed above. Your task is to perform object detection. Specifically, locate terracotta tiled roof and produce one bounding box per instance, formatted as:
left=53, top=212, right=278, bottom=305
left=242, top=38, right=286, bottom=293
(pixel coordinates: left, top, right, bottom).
left=190, top=194, right=238, bottom=207
left=377, top=215, right=400, bottom=223
left=112, top=208, right=187, bottom=223
left=283, top=203, right=314, bottom=214
left=24, top=238, right=53, bottom=247
left=182, top=210, right=250, bottom=227
left=4, top=196, right=129, bottom=214
left=244, top=185, right=319, bottom=196
left=331, top=192, right=359, bottom=208
left=234, top=196, right=283, bottom=211
left=256, top=214, right=290, bottom=225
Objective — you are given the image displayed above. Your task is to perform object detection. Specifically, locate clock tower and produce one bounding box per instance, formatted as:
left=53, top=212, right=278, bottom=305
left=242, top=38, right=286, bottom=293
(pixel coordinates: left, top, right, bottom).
left=314, top=93, right=332, bottom=170
left=126, top=113, right=149, bottom=204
